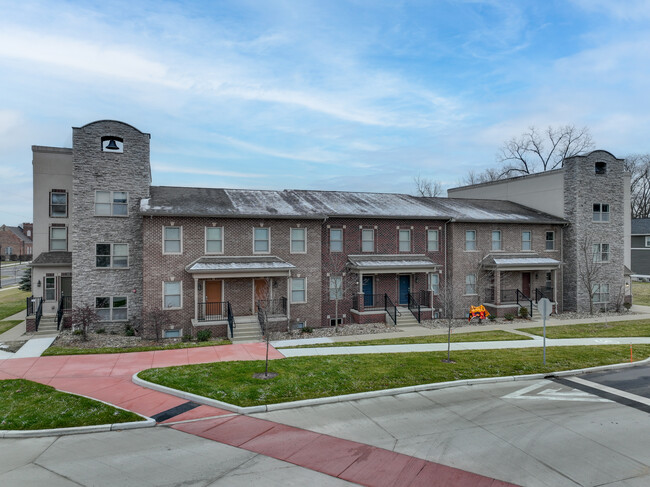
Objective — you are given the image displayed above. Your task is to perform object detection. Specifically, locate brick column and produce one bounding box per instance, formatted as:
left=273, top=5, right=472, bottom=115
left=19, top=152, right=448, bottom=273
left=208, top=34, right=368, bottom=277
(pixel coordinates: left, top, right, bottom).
left=495, top=270, right=501, bottom=305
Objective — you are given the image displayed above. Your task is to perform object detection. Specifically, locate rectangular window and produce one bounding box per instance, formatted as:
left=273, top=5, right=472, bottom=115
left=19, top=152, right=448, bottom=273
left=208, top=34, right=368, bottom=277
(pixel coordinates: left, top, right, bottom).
left=592, top=243, right=610, bottom=263
left=290, top=228, right=306, bottom=253
left=44, top=277, right=55, bottom=301
left=429, top=273, right=439, bottom=295
left=330, top=318, right=343, bottom=327
left=465, top=230, right=476, bottom=251
left=646, top=236, right=650, bottom=248
left=163, top=282, right=182, bottom=309
left=330, top=228, right=343, bottom=252
left=254, top=227, right=270, bottom=253
left=491, top=231, right=501, bottom=251
left=95, top=191, right=128, bottom=216
left=49, top=226, right=67, bottom=251
left=465, top=274, right=477, bottom=295
left=427, top=230, right=439, bottom=252
left=291, top=277, right=306, bottom=303
left=546, top=231, right=555, bottom=250
left=96, top=243, right=129, bottom=268
left=163, top=329, right=181, bottom=338
left=49, top=190, right=67, bottom=217
left=593, top=203, right=610, bottom=222
left=329, top=276, right=343, bottom=300
left=95, top=296, right=128, bottom=321
left=163, top=226, right=182, bottom=254
left=592, top=283, right=610, bottom=304
left=205, top=227, right=223, bottom=254
left=399, top=229, right=411, bottom=252
left=362, top=229, right=374, bottom=252
left=522, top=231, right=532, bottom=251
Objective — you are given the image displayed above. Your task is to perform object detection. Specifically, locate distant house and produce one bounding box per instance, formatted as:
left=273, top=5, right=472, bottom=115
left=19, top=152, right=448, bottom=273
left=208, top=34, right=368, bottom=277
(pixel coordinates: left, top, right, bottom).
left=631, top=219, right=650, bottom=276
left=0, top=223, right=33, bottom=261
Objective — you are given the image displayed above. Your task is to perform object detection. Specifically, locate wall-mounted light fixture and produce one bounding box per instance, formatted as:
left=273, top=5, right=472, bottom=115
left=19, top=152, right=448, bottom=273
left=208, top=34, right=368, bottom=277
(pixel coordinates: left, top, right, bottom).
left=37, top=280, right=41, bottom=288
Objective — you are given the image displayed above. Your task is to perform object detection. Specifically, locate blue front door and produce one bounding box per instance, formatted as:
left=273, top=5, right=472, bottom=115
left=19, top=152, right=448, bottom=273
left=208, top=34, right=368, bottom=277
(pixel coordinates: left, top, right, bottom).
left=362, top=276, right=374, bottom=307
left=399, top=275, right=410, bottom=305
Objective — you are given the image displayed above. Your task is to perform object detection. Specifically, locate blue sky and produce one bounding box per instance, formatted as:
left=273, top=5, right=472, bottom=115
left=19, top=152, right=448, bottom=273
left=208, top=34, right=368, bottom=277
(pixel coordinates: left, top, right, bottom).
left=1, top=0, right=650, bottom=226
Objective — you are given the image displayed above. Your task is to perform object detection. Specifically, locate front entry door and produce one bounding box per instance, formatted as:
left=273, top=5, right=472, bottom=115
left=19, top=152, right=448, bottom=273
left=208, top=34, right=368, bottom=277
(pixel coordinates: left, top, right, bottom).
left=362, top=276, right=374, bottom=307
left=522, top=272, right=531, bottom=297
left=399, top=275, right=410, bottom=305
left=205, top=280, right=223, bottom=317
left=254, top=278, right=270, bottom=309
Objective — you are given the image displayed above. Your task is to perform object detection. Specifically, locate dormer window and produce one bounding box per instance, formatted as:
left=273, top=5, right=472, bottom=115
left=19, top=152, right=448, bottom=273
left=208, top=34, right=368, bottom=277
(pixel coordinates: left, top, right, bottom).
left=101, top=136, right=124, bottom=153
left=595, top=161, right=607, bottom=175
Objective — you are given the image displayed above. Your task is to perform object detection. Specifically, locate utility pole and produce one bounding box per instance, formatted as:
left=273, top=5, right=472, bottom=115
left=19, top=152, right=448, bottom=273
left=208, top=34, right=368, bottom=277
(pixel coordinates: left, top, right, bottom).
left=0, top=245, right=3, bottom=289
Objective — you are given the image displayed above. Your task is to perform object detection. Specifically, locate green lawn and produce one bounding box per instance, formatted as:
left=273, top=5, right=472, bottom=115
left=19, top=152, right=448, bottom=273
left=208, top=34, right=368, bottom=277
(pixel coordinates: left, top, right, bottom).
left=0, top=288, right=30, bottom=320
left=521, top=320, right=650, bottom=339
left=43, top=339, right=231, bottom=356
left=281, top=330, right=530, bottom=348
left=0, top=320, right=23, bottom=335
left=138, top=345, right=650, bottom=407
left=632, top=281, right=650, bottom=306
left=0, top=379, right=144, bottom=430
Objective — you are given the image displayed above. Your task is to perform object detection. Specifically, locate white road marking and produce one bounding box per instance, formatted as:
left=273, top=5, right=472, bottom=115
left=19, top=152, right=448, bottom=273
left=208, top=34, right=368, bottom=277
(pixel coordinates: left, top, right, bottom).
left=565, top=376, right=650, bottom=406
left=502, top=380, right=610, bottom=402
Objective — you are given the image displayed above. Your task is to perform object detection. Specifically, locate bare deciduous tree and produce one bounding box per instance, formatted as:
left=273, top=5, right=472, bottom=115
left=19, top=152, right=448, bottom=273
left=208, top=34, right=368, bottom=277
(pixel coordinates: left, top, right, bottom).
left=143, top=307, right=174, bottom=341
left=327, top=252, right=356, bottom=333
left=578, top=236, right=606, bottom=315
left=413, top=174, right=444, bottom=197
left=69, top=305, right=101, bottom=340
left=625, top=154, right=650, bottom=218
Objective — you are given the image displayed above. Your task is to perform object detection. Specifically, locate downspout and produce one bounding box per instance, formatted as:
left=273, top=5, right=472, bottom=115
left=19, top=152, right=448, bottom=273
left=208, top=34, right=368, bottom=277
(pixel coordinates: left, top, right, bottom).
left=444, top=219, right=452, bottom=318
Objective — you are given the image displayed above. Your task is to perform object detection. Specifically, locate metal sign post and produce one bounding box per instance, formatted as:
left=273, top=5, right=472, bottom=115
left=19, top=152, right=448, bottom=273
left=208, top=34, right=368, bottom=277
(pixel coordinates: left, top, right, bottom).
left=538, top=298, right=552, bottom=365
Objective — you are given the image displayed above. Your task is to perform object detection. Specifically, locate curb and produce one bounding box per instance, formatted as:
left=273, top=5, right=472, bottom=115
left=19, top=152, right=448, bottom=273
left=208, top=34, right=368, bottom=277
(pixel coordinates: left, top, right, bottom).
left=133, top=356, right=650, bottom=415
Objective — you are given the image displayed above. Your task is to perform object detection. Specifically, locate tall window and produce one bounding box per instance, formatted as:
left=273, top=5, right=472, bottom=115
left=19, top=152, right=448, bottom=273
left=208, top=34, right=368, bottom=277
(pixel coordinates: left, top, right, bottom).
left=330, top=228, right=343, bottom=252
left=593, top=203, right=610, bottom=222
left=290, top=228, right=306, bottom=253
left=44, top=277, right=55, bottom=301
left=427, top=230, right=439, bottom=252
left=205, top=227, right=223, bottom=254
left=95, top=191, right=128, bottom=216
left=491, top=231, right=502, bottom=251
left=522, top=231, right=532, bottom=251
left=291, top=278, right=306, bottom=303
left=96, top=296, right=128, bottom=321
left=465, top=230, right=476, bottom=251
left=465, top=274, right=477, bottom=295
left=96, top=243, right=128, bottom=268
left=592, top=283, right=609, bottom=304
left=329, top=276, right=343, bottom=300
left=399, top=229, right=411, bottom=252
left=49, top=226, right=67, bottom=251
left=546, top=231, right=555, bottom=250
left=362, top=229, right=374, bottom=252
left=163, top=282, right=182, bottom=309
left=254, top=227, right=270, bottom=253
left=49, top=190, right=67, bottom=217
left=592, top=243, right=610, bottom=263
left=429, top=273, right=439, bottom=295
left=163, top=226, right=182, bottom=254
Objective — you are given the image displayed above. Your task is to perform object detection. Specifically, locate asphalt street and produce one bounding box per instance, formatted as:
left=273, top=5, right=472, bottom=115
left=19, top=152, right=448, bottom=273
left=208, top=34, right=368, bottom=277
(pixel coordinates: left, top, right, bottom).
left=0, top=262, right=29, bottom=288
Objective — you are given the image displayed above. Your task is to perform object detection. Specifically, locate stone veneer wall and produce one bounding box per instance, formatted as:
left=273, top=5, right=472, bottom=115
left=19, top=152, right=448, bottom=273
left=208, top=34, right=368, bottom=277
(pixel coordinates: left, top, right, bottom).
left=563, top=151, right=626, bottom=312
left=71, top=121, right=151, bottom=332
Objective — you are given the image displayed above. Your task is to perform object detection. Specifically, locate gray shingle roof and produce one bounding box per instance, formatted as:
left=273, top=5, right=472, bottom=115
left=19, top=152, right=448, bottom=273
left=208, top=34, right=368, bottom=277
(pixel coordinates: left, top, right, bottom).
left=1, top=226, right=32, bottom=244
left=141, top=186, right=566, bottom=224
left=31, top=252, right=72, bottom=266
left=185, top=256, right=295, bottom=274
left=632, top=219, right=650, bottom=235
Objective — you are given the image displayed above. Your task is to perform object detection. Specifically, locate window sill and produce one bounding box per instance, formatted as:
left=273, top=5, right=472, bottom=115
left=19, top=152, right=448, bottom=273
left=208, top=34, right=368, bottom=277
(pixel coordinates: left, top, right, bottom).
left=94, top=215, right=129, bottom=218
left=95, top=267, right=131, bottom=270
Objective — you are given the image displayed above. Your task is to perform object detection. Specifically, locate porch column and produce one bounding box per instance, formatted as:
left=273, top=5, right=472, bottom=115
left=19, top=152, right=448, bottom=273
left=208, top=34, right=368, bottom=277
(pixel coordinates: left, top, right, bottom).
left=194, top=278, right=199, bottom=321
left=427, top=272, right=434, bottom=309
left=357, top=272, right=364, bottom=312
left=495, top=270, right=501, bottom=305
left=286, top=275, right=291, bottom=321
left=553, top=269, right=558, bottom=307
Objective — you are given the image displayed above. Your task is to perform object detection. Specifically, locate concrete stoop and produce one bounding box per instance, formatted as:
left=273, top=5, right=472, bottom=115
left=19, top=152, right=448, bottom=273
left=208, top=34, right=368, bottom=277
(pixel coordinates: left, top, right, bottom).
left=395, top=307, right=421, bottom=328
left=231, top=318, right=263, bottom=343
left=35, top=315, right=59, bottom=335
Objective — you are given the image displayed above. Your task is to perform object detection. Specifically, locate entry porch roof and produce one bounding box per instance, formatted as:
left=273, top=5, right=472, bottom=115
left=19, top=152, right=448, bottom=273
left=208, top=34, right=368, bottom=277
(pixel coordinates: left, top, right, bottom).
left=185, top=256, right=295, bottom=278
left=481, top=253, right=561, bottom=270
left=347, top=254, right=440, bottom=274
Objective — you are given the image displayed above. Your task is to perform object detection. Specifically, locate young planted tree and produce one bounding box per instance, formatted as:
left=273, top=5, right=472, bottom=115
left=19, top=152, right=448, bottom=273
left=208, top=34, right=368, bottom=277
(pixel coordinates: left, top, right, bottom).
left=69, top=305, right=101, bottom=340
left=327, top=252, right=356, bottom=332
left=143, top=307, right=174, bottom=341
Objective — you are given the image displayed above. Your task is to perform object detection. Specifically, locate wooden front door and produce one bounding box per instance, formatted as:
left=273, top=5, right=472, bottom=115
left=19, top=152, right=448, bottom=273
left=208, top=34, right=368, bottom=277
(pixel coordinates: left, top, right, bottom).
left=254, top=278, right=270, bottom=308
left=205, top=280, right=222, bottom=303
left=522, top=272, right=531, bottom=297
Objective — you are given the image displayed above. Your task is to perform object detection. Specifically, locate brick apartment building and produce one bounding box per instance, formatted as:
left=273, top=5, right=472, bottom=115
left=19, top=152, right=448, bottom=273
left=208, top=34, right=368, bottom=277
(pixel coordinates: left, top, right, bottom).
left=0, top=223, right=33, bottom=261
left=27, top=120, right=630, bottom=338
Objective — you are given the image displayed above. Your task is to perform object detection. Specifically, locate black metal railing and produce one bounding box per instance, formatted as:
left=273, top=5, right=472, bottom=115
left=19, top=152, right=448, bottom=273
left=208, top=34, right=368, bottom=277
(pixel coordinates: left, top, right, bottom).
left=516, top=289, right=533, bottom=318
left=257, top=297, right=287, bottom=316
left=197, top=301, right=229, bottom=322
left=500, top=289, right=519, bottom=303
left=352, top=293, right=385, bottom=310
left=352, top=294, right=358, bottom=310
left=407, top=292, right=421, bottom=323
left=227, top=302, right=234, bottom=338
left=26, top=296, right=40, bottom=316
left=35, top=298, right=43, bottom=332
left=419, top=289, right=431, bottom=307
left=484, top=287, right=495, bottom=302
left=385, top=293, right=398, bottom=326
left=56, top=294, right=72, bottom=330
left=535, top=287, right=553, bottom=302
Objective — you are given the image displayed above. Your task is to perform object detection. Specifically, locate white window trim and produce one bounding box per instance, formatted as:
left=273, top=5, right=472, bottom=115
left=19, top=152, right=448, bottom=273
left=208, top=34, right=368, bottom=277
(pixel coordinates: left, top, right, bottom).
left=645, top=236, right=650, bottom=248
left=329, top=275, right=343, bottom=301
left=290, top=227, right=307, bottom=254
left=546, top=231, right=556, bottom=251
left=399, top=229, right=411, bottom=252
left=290, top=277, right=307, bottom=304
left=464, top=274, right=477, bottom=295
left=427, top=229, right=439, bottom=252
left=362, top=228, right=375, bottom=252
left=592, top=243, right=610, bottom=263
left=522, top=231, right=532, bottom=251
left=163, top=329, right=181, bottom=338
left=330, top=228, right=343, bottom=253
left=95, top=243, right=129, bottom=269
left=253, top=227, right=271, bottom=254
left=429, top=273, right=439, bottom=295
left=465, top=230, right=477, bottom=251
left=94, top=190, right=129, bottom=217
left=49, top=225, right=67, bottom=252
left=95, top=296, right=129, bottom=322
left=44, top=276, right=56, bottom=301
left=592, top=283, right=610, bottom=304
left=163, top=226, right=183, bottom=255
left=592, top=203, right=610, bottom=223
left=162, top=281, right=183, bottom=310
left=49, top=190, right=68, bottom=218
left=491, top=230, right=502, bottom=251
left=205, top=226, right=224, bottom=255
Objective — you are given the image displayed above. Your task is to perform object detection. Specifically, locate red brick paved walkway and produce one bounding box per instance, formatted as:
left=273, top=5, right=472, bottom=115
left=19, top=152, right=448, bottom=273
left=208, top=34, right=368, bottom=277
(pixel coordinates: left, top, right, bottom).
left=0, top=344, right=518, bottom=486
